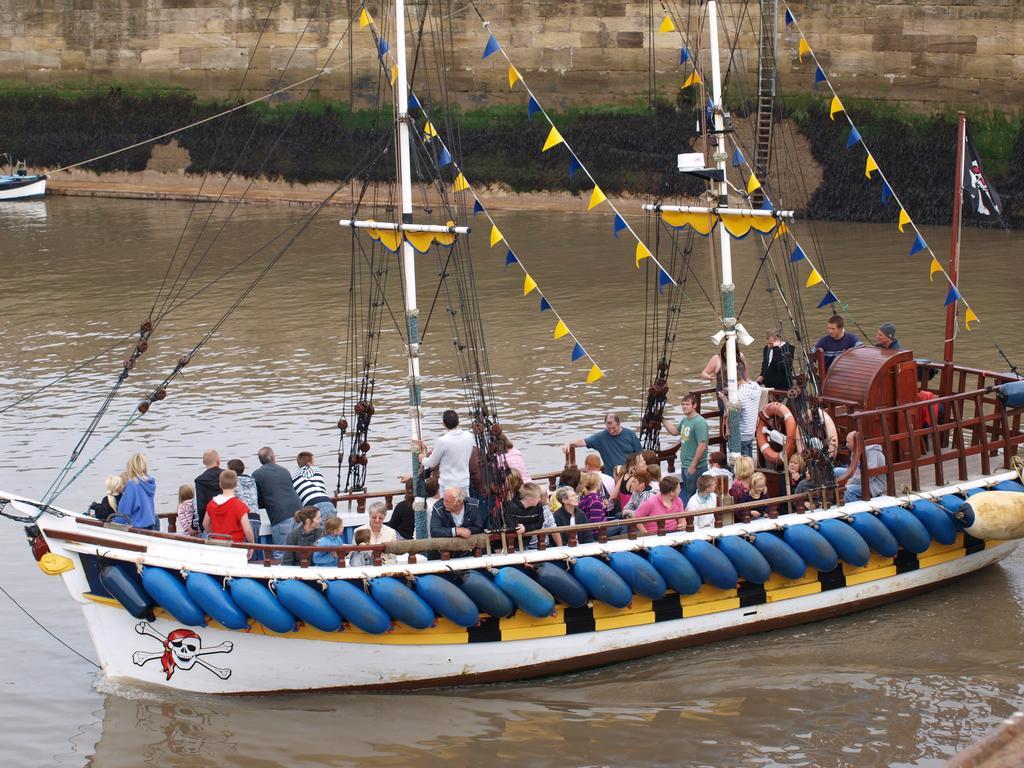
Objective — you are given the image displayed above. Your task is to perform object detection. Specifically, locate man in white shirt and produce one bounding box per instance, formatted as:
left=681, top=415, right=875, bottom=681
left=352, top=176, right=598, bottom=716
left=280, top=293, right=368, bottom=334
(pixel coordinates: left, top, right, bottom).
left=736, top=362, right=763, bottom=457
left=419, top=409, right=476, bottom=495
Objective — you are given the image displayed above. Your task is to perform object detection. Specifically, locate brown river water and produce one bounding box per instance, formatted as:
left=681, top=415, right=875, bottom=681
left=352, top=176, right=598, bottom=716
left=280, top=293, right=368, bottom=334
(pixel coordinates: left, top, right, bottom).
left=0, top=196, right=1022, bottom=766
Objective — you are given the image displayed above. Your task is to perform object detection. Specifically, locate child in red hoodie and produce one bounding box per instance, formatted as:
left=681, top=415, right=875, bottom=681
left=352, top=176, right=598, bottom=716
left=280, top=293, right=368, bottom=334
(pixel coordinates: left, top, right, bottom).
left=203, top=469, right=255, bottom=547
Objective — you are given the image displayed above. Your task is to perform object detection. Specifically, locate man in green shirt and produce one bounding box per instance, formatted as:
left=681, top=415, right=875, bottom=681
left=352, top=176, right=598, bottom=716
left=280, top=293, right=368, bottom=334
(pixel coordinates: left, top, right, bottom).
left=663, top=392, right=709, bottom=499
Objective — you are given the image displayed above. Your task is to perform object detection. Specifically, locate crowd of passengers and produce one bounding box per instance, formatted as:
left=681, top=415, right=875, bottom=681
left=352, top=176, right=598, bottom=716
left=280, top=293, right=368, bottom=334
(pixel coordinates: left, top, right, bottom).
left=86, top=315, right=922, bottom=564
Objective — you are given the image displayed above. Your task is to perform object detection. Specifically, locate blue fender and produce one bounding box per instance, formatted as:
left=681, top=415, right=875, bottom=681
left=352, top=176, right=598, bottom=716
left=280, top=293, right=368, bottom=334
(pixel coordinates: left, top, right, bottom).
left=848, top=513, right=899, bottom=557
left=413, top=574, right=480, bottom=628
left=878, top=507, right=932, bottom=553
left=682, top=540, right=739, bottom=590
left=993, top=480, right=1024, bottom=493
left=936, top=495, right=971, bottom=530
left=229, top=578, right=296, bottom=633
left=909, top=500, right=959, bottom=545
left=647, top=546, right=702, bottom=595
left=937, top=494, right=965, bottom=514
left=783, top=525, right=839, bottom=573
left=572, top=557, right=633, bottom=608
left=716, top=536, right=772, bottom=584
left=534, top=562, right=590, bottom=608
left=750, top=533, right=807, bottom=580
left=817, top=519, right=871, bottom=567
left=140, top=566, right=206, bottom=626
left=185, top=572, right=249, bottom=630
left=369, top=577, right=436, bottom=629
left=607, top=551, right=668, bottom=599
left=493, top=567, right=555, bottom=618
left=100, top=562, right=155, bottom=621
left=325, top=580, right=392, bottom=634
left=459, top=570, right=514, bottom=618
left=275, top=579, right=343, bottom=632
left=965, top=487, right=985, bottom=497
left=995, top=381, right=1024, bottom=408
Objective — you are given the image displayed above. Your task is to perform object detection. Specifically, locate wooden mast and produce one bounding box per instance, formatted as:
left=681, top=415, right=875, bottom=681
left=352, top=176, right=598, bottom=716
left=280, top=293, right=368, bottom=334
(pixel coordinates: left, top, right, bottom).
left=944, top=111, right=966, bottom=365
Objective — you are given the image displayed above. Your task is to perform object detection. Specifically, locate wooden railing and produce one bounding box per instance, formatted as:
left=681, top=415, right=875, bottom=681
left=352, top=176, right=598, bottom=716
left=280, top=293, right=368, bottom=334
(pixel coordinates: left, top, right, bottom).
left=826, top=382, right=1023, bottom=500
left=79, top=490, right=832, bottom=570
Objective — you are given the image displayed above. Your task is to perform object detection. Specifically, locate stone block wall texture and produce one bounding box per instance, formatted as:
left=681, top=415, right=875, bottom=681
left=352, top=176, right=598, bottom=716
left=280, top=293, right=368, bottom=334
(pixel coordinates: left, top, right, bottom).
left=0, top=1, right=1022, bottom=108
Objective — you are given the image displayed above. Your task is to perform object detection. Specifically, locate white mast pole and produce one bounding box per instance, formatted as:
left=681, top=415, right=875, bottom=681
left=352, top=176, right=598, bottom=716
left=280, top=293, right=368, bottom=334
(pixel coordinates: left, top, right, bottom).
left=393, top=0, right=425, bottom=474
left=707, top=0, right=741, bottom=459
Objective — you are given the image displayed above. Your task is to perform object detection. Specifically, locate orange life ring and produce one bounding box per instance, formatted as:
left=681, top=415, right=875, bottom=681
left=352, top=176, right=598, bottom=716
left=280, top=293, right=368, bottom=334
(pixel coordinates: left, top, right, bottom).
left=756, top=401, right=798, bottom=467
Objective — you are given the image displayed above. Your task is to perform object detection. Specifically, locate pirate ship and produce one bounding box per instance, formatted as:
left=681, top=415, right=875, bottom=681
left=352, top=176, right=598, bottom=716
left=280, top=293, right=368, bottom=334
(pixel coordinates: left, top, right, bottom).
left=2, top=0, right=1024, bottom=694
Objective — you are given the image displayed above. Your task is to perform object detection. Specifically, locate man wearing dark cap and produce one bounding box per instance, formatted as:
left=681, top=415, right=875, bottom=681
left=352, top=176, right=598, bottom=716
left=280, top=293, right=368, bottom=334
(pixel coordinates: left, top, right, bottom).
left=874, top=323, right=902, bottom=350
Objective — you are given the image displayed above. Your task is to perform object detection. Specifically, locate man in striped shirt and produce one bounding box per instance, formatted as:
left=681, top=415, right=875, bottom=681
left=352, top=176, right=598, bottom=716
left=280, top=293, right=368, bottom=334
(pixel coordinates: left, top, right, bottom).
left=291, top=451, right=337, bottom=522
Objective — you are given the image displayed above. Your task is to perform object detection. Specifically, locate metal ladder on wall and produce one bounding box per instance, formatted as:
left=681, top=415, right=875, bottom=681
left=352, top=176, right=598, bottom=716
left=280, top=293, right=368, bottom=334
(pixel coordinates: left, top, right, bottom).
left=752, top=0, right=778, bottom=207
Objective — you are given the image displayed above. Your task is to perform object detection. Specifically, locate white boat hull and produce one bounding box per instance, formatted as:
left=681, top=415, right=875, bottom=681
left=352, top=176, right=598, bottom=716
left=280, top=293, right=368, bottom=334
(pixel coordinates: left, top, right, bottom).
left=76, top=538, right=1014, bottom=694
left=0, top=176, right=46, bottom=200
left=6, top=470, right=1020, bottom=694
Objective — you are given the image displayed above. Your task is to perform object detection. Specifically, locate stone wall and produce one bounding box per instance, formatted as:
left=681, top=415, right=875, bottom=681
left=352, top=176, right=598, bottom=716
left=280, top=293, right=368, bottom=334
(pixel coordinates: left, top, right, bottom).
left=0, top=1, right=1022, bottom=108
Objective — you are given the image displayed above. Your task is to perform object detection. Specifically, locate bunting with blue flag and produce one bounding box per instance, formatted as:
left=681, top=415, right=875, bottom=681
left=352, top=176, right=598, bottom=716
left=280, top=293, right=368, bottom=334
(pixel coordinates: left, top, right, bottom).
left=571, top=343, right=585, bottom=362
left=408, top=93, right=420, bottom=110
left=540, top=297, right=551, bottom=312
left=881, top=181, right=892, bottom=205
left=658, top=269, right=672, bottom=293
left=731, top=148, right=743, bottom=167
left=790, top=245, right=806, bottom=263
left=680, top=48, right=690, bottom=64
left=785, top=9, right=794, bottom=26
left=438, top=147, right=452, bottom=167
left=847, top=126, right=861, bottom=149
left=814, top=66, right=826, bottom=87
left=473, top=199, right=484, bottom=215
left=761, top=197, right=774, bottom=212
left=614, top=214, right=627, bottom=238
left=909, top=234, right=926, bottom=256
left=569, top=157, right=582, bottom=179
left=378, top=40, right=389, bottom=56
left=527, top=97, right=541, bottom=120
left=817, top=290, right=838, bottom=309
left=505, top=250, right=518, bottom=268
left=945, top=286, right=961, bottom=307
left=482, top=34, right=500, bottom=59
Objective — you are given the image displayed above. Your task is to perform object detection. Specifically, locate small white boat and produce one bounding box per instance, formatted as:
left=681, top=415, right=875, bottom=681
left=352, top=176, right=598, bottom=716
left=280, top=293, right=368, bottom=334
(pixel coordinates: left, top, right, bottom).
left=0, top=157, right=46, bottom=200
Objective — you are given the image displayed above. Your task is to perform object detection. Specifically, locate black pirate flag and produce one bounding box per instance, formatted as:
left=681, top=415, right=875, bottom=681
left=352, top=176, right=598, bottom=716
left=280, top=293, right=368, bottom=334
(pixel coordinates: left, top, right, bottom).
left=963, top=131, right=1003, bottom=220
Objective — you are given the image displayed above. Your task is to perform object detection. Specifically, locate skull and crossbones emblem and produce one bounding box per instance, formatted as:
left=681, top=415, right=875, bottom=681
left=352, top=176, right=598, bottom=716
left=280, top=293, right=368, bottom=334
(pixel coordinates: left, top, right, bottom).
left=132, top=622, right=233, bottom=680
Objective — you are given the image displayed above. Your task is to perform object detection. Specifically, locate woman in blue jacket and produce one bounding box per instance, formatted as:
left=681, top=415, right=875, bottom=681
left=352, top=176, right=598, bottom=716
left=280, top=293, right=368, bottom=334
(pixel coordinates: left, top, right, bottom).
left=115, top=452, right=158, bottom=530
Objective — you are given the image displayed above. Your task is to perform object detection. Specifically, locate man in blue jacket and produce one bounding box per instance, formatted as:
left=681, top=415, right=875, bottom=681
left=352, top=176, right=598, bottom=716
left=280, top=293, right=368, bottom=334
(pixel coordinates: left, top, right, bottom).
left=429, top=488, right=487, bottom=557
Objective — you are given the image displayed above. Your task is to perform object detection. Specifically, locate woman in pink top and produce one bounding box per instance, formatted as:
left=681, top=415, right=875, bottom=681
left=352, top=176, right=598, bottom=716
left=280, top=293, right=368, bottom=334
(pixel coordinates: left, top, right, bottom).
left=634, top=476, right=685, bottom=535
left=497, top=434, right=532, bottom=483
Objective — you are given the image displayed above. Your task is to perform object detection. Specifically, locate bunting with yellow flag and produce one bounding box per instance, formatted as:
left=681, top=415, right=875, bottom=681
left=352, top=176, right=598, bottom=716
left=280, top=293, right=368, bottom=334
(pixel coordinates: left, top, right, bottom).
left=682, top=71, right=702, bottom=89
left=929, top=257, right=943, bottom=283
left=554, top=320, right=569, bottom=339
left=523, top=275, right=537, bottom=295
left=964, top=308, right=978, bottom=331
left=586, top=365, right=604, bottom=384
left=489, top=224, right=504, bottom=247
left=829, top=96, right=844, bottom=121
left=588, top=186, right=607, bottom=211
left=542, top=126, right=564, bottom=152
left=898, top=208, right=911, bottom=233
left=358, top=8, right=372, bottom=27
left=659, top=15, right=675, bottom=33
left=798, top=37, right=811, bottom=63
left=453, top=173, right=469, bottom=192
left=635, top=242, right=652, bottom=267
left=865, top=154, right=879, bottom=179
left=806, top=268, right=823, bottom=288
left=508, top=66, right=520, bottom=89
